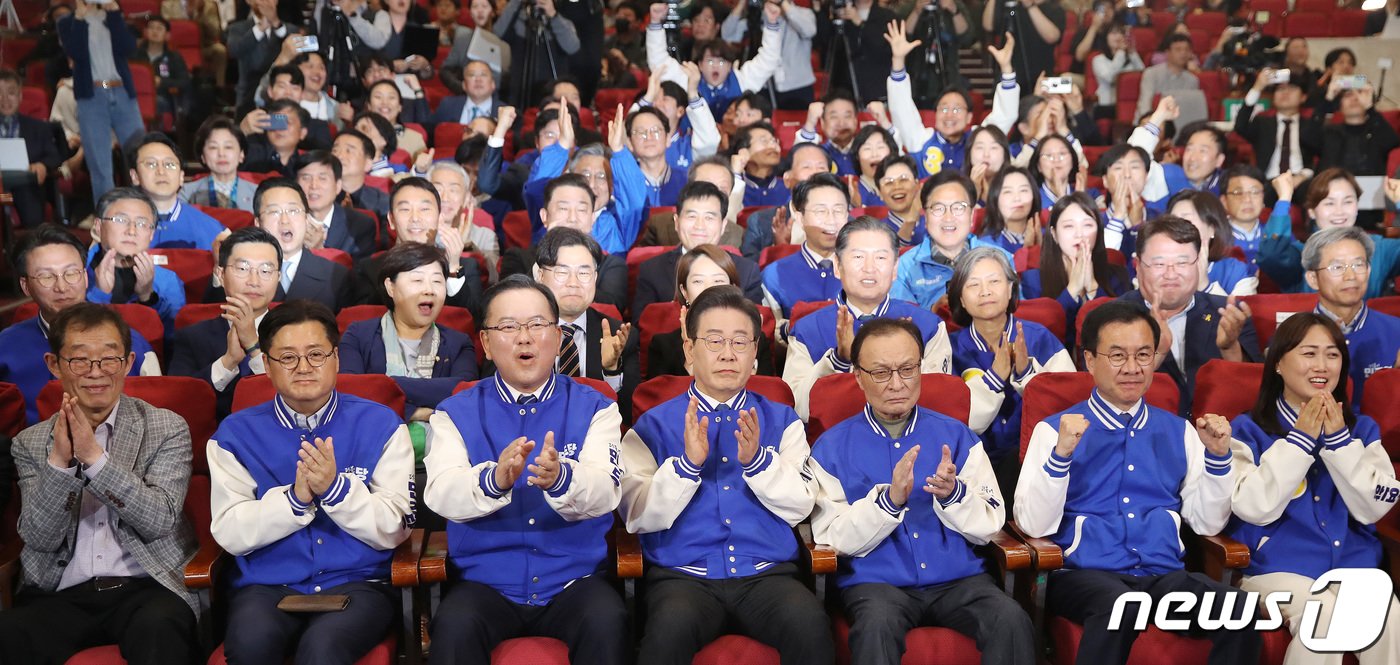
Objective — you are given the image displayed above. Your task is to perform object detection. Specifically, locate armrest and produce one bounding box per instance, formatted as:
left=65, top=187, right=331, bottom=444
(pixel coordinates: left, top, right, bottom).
left=1377, top=515, right=1400, bottom=584
left=1196, top=533, right=1250, bottom=583
left=615, top=528, right=643, bottom=579
left=183, top=539, right=227, bottom=590
left=983, top=527, right=1034, bottom=575
left=0, top=539, right=22, bottom=609
left=391, top=528, right=426, bottom=587
left=1006, top=521, right=1063, bottom=571
left=796, top=522, right=837, bottom=575
left=418, top=530, right=450, bottom=585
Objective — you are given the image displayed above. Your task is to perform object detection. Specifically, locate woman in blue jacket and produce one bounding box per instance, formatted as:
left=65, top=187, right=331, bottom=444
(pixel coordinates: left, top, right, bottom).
left=1021, top=192, right=1131, bottom=347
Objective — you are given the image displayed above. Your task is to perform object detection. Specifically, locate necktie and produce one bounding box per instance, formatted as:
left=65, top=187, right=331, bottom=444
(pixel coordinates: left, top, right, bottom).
left=1117, top=411, right=1134, bottom=429
left=856, top=314, right=875, bottom=323
left=516, top=394, right=539, bottom=405
left=1279, top=119, right=1293, bottom=178
left=817, top=259, right=833, bottom=278
left=1, top=116, right=15, bottom=139
left=280, top=262, right=292, bottom=293
left=558, top=323, right=581, bottom=377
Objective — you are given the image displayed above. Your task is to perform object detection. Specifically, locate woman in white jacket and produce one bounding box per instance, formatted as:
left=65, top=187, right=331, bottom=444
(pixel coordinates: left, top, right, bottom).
left=1091, top=25, right=1144, bottom=120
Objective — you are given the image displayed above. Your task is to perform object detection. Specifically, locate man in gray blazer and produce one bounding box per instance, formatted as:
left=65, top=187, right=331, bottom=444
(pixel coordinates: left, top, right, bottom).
left=0, top=303, right=199, bottom=665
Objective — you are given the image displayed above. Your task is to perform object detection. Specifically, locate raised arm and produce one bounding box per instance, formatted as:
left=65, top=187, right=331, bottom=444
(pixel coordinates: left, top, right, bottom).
left=733, top=4, right=784, bottom=92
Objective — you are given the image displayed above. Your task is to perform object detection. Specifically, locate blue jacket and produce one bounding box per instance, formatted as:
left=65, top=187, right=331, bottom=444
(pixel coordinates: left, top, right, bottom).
left=0, top=317, right=154, bottom=425
left=1322, top=304, right=1400, bottom=409
left=1206, top=257, right=1256, bottom=295
left=891, top=236, right=1013, bottom=310
left=760, top=244, right=843, bottom=318
left=790, top=294, right=945, bottom=372
left=951, top=316, right=1068, bottom=458
left=149, top=201, right=227, bottom=251
left=338, top=318, right=479, bottom=416
left=525, top=143, right=648, bottom=254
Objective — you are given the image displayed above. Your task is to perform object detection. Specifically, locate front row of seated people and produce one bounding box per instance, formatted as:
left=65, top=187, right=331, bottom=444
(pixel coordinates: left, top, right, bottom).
left=3, top=284, right=1399, bottom=665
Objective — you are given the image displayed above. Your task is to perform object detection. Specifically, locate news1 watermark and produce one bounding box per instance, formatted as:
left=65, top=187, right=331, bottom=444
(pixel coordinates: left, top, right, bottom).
left=1108, top=569, right=1394, bottom=651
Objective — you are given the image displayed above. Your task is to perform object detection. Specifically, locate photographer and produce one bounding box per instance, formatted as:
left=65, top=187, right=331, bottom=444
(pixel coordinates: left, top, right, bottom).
left=816, top=0, right=898, bottom=104
left=900, top=0, right=980, bottom=105
left=980, top=0, right=1063, bottom=91
left=496, top=0, right=583, bottom=107
left=722, top=0, right=819, bottom=110
left=228, top=0, right=302, bottom=115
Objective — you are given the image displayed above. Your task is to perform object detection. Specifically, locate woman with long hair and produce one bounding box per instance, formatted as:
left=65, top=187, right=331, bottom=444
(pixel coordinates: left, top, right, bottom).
left=1022, top=192, right=1131, bottom=334
left=963, top=125, right=1010, bottom=204
left=977, top=166, right=1041, bottom=255
left=1228, top=312, right=1400, bottom=665
left=1028, top=134, right=1081, bottom=210
left=948, top=246, right=1074, bottom=506
left=851, top=125, right=902, bottom=207
left=646, top=244, right=775, bottom=378
left=1167, top=190, right=1257, bottom=296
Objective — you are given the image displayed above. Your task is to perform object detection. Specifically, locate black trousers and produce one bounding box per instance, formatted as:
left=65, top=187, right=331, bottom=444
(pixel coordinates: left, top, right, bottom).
left=638, top=563, right=834, bottom=665
left=223, top=580, right=397, bottom=665
left=841, top=574, right=1036, bottom=665
left=773, top=85, right=815, bottom=111
left=1046, top=568, right=1262, bottom=665
left=426, top=575, right=628, bottom=665
left=0, top=576, right=197, bottom=665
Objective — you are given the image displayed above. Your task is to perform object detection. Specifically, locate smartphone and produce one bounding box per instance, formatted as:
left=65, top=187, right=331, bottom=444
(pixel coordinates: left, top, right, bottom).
left=295, top=35, right=320, bottom=53
left=1125, top=0, right=1144, bottom=8
left=1225, top=25, right=1246, bottom=34
left=1041, top=77, right=1073, bottom=95
left=266, top=113, right=289, bottom=131
left=1336, top=75, right=1367, bottom=90
left=1254, top=10, right=1270, bottom=24
left=1380, top=57, right=1394, bottom=70
left=1269, top=69, right=1291, bottom=85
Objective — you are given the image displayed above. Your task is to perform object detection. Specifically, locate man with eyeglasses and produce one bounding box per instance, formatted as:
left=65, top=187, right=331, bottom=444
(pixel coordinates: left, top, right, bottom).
left=0, top=302, right=200, bottom=665
left=740, top=142, right=834, bottom=262
left=786, top=216, right=950, bottom=422
left=885, top=23, right=1019, bottom=175
left=168, top=226, right=282, bottom=418
left=1301, top=227, right=1400, bottom=408
left=892, top=171, right=1013, bottom=311
left=761, top=173, right=851, bottom=321
left=355, top=177, right=485, bottom=317
left=124, top=133, right=228, bottom=251
left=531, top=228, right=638, bottom=411
left=633, top=62, right=721, bottom=175
left=629, top=107, right=690, bottom=208
left=1016, top=301, right=1259, bottom=665
left=431, top=61, right=501, bottom=126
left=207, top=298, right=415, bottom=665
left=424, top=275, right=628, bottom=665
left=1220, top=165, right=1295, bottom=264
left=85, top=187, right=187, bottom=337
left=294, top=150, right=379, bottom=263
left=808, top=317, right=1035, bottom=665
left=633, top=181, right=764, bottom=324
left=1, top=225, right=160, bottom=426
left=619, top=284, right=833, bottom=665
left=1120, top=217, right=1259, bottom=417
left=499, top=174, right=629, bottom=310
left=236, top=178, right=354, bottom=312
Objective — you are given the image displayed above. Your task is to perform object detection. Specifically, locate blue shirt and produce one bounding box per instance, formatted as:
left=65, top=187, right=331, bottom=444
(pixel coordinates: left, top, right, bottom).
left=891, top=236, right=1013, bottom=310
left=0, top=317, right=154, bottom=425
left=150, top=200, right=226, bottom=250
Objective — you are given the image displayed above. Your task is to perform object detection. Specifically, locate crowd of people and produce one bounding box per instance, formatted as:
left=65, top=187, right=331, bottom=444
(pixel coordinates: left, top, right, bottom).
left=3, top=0, right=1400, bottom=663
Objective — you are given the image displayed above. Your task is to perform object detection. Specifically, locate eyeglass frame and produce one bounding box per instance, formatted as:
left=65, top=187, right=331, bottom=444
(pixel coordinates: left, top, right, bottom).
left=27, top=268, right=85, bottom=289
left=99, top=214, right=156, bottom=231
left=694, top=334, right=755, bottom=354
left=1314, top=260, right=1370, bottom=277
left=1086, top=348, right=1159, bottom=368
left=539, top=264, right=598, bottom=284
left=482, top=318, right=559, bottom=337
left=855, top=362, right=920, bottom=383
left=57, top=355, right=129, bottom=375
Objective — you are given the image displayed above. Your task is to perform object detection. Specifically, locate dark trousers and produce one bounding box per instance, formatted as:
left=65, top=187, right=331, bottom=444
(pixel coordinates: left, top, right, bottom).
left=842, top=575, right=1036, bottom=665
left=1047, top=568, right=1262, bottom=665
left=638, top=563, right=834, bottom=665
left=773, top=85, right=815, bottom=111
left=427, top=574, right=627, bottom=665
left=0, top=174, right=45, bottom=227
left=0, top=576, right=197, bottom=665
left=223, top=580, right=396, bottom=665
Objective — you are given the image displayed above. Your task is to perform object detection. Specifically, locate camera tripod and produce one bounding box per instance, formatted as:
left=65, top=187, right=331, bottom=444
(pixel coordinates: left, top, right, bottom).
left=514, top=2, right=560, bottom=109
left=824, top=6, right=864, bottom=105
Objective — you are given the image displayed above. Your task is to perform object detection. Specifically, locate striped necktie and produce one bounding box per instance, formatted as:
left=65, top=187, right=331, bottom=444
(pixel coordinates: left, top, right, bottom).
left=558, top=323, right=581, bottom=377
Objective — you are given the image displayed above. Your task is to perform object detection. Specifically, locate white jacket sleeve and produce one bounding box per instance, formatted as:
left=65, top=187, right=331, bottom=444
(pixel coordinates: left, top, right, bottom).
left=687, top=99, right=721, bottom=159
left=1128, top=122, right=1171, bottom=204
left=783, top=337, right=842, bottom=422
left=887, top=72, right=933, bottom=154
left=965, top=370, right=1008, bottom=435
left=1320, top=430, right=1400, bottom=525
left=543, top=404, right=624, bottom=521
left=1013, top=420, right=1071, bottom=537
left=1229, top=435, right=1312, bottom=526
left=1011, top=349, right=1076, bottom=393
left=319, top=425, right=415, bottom=550
left=1178, top=423, right=1235, bottom=537
left=809, top=458, right=903, bottom=557
left=921, top=322, right=952, bottom=375
left=209, top=440, right=316, bottom=556
left=930, top=440, right=1007, bottom=545
left=734, top=21, right=783, bottom=93
left=784, top=5, right=817, bottom=38
left=618, top=428, right=702, bottom=533
left=742, top=420, right=817, bottom=526
left=646, top=26, right=688, bottom=86
left=422, top=410, right=514, bottom=521
left=984, top=75, right=1020, bottom=135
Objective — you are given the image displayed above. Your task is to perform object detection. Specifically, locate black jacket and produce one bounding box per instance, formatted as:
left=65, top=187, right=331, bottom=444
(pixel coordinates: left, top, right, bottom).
left=632, top=247, right=764, bottom=324
left=1120, top=290, right=1261, bottom=418
left=499, top=245, right=629, bottom=311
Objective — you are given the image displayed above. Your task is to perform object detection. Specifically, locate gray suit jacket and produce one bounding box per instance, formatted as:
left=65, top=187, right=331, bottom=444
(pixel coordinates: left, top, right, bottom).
left=13, top=396, right=198, bottom=615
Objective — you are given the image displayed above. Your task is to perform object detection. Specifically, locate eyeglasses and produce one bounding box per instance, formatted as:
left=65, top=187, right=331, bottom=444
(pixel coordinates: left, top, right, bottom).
left=1317, top=260, right=1369, bottom=276
left=137, top=159, right=181, bottom=172
left=1040, top=152, right=1071, bottom=162
left=270, top=348, right=335, bottom=370
left=259, top=206, right=307, bottom=222
left=937, top=106, right=968, bottom=115
left=59, top=355, right=127, bottom=375
left=540, top=265, right=596, bottom=284
left=538, top=129, right=560, bottom=142
left=1140, top=256, right=1198, bottom=274
left=696, top=334, right=753, bottom=353
left=856, top=362, right=919, bottom=383
left=748, top=136, right=778, bottom=148
left=925, top=202, right=971, bottom=218
left=483, top=318, right=557, bottom=336
left=575, top=169, right=609, bottom=183
left=28, top=269, right=84, bottom=289
left=100, top=214, right=155, bottom=231
left=1226, top=188, right=1264, bottom=199
left=703, top=57, right=728, bottom=66
left=879, top=173, right=915, bottom=187
left=630, top=127, right=666, bottom=139
left=224, top=260, right=279, bottom=280
left=1089, top=349, right=1158, bottom=368
left=802, top=205, right=849, bottom=222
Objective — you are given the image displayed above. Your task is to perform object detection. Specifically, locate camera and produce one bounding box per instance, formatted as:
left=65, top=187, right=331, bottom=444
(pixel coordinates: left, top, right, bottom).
left=1041, top=77, right=1072, bottom=94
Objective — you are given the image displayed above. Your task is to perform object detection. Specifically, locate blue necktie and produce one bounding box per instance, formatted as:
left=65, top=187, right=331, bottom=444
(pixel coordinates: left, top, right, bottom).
left=817, top=259, right=833, bottom=277
left=516, top=394, right=539, bottom=405
left=280, top=262, right=292, bottom=293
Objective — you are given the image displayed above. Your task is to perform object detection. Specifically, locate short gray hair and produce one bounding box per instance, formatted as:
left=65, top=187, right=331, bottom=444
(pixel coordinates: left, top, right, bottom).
left=1302, top=226, right=1374, bottom=272
left=836, top=215, right=898, bottom=256
left=947, top=246, right=1020, bottom=327
left=95, top=186, right=157, bottom=221
left=426, top=160, right=472, bottom=191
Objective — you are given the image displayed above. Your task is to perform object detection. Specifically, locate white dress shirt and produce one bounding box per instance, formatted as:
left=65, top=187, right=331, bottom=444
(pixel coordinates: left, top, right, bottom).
left=56, top=402, right=149, bottom=590
left=211, top=310, right=269, bottom=391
